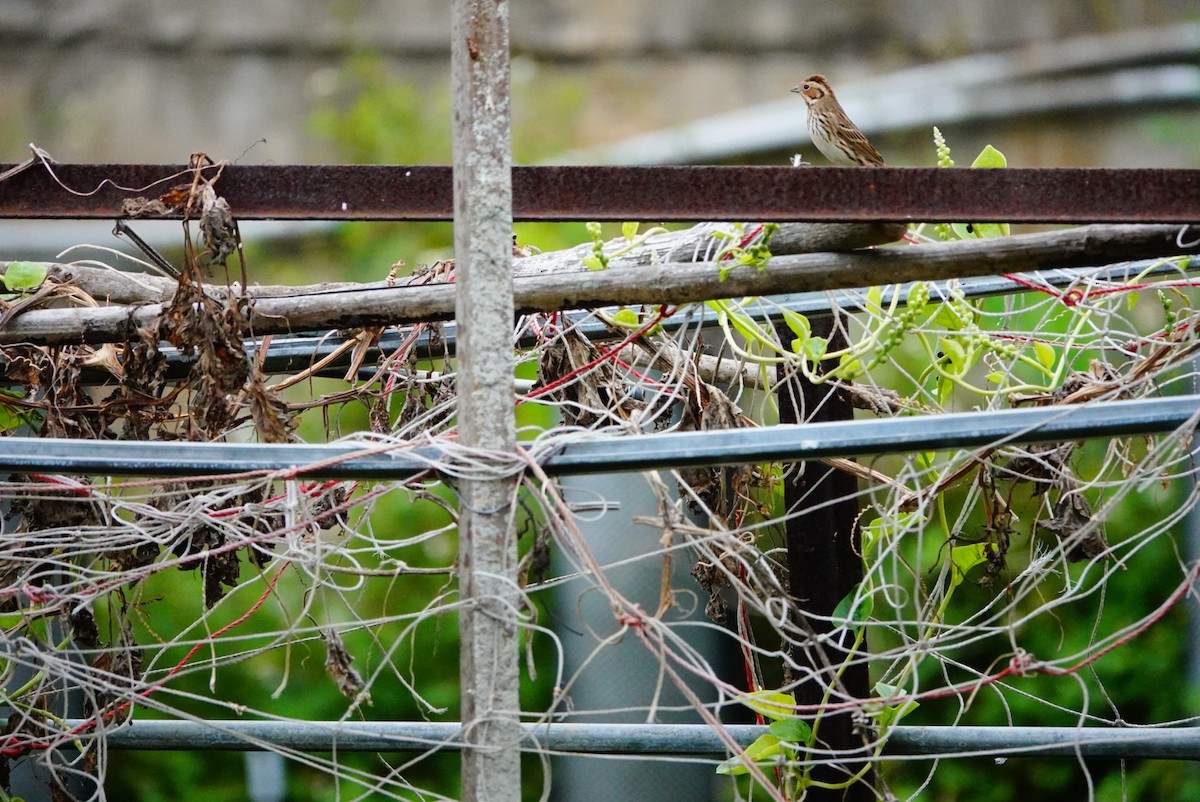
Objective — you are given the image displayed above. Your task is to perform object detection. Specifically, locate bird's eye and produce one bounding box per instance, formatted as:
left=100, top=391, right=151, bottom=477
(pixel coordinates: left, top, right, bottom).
left=802, top=84, right=811, bottom=91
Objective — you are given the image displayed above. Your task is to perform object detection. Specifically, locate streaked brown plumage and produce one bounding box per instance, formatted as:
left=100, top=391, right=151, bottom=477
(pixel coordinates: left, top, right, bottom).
left=791, top=74, right=885, bottom=167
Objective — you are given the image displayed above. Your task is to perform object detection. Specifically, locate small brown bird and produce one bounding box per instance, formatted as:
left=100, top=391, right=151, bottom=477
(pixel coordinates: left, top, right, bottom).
left=791, top=74, right=885, bottom=167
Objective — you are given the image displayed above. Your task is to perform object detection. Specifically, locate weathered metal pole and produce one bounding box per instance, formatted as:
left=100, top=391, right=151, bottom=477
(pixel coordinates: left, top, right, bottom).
left=776, top=315, right=872, bottom=801
left=450, top=2, right=520, bottom=801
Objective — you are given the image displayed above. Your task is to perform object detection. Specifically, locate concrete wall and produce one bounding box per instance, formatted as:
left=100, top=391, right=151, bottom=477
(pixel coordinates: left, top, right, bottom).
left=1, top=1, right=1195, bottom=165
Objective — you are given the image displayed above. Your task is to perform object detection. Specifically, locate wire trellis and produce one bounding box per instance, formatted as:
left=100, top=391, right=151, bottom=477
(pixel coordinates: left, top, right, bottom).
left=1, top=199, right=1199, bottom=800
left=0, top=78, right=1198, bottom=799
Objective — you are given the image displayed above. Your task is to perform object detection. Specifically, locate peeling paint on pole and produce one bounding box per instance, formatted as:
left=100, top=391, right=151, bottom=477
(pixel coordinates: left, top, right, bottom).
left=451, top=1, right=521, bottom=801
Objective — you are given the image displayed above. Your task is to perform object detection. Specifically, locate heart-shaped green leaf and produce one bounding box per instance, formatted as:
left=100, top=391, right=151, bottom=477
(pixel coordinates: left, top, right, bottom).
left=769, top=717, right=812, bottom=744
left=735, top=690, right=796, bottom=721
left=2, top=261, right=47, bottom=291
left=715, top=734, right=783, bottom=775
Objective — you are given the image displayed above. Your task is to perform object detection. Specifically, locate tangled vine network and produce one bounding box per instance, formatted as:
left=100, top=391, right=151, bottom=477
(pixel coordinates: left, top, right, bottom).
left=0, top=146, right=1198, bottom=801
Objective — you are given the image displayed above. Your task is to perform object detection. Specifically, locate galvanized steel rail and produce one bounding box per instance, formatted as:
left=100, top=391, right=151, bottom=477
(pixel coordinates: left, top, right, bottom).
left=0, top=394, right=1195, bottom=478
left=78, top=720, right=1200, bottom=760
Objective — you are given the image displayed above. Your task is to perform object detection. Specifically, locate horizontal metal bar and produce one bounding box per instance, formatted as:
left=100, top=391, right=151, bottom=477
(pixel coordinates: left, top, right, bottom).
left=86, top=720, right=757, bottom=754
left=0, top=164, right=1196, bottom=222
left=886, top=726, right=1200, bottom=760
left=0, top=395, right=1195, bottom=478
left=543, top=394, right=1200, bottom=475
left=74, top=720, right=1200, bottom=759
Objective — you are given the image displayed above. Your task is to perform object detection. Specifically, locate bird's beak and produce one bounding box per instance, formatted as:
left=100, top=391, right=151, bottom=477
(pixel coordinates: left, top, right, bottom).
left=790, top=85, right=801, bottom=94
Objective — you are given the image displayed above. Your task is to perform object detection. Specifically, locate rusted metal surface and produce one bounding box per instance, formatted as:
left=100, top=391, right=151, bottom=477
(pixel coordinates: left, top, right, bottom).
left=0, top=164, right=1195, bottom=222
left=0, top=163, right=453, bottom=220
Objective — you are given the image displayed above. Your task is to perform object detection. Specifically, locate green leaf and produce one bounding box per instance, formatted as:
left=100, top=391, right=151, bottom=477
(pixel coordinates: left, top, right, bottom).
left=861, top=511, right=926, bottom=560
left=781, top=309, right=810, bottom=340
left=936, top=375, right=954, bottom=406
left=0, top=611, right=26, bottom=630
left=861, top=517, right=887, bottom=554
left=832, top=586, right=874, bottom=633
left=0, top=405, right=28, bottom=434
left=736, top=690, right=796, bottom=721
left=971, top=144, right=1007, bottom=169
left=722, top=310, right=763, bottom=345
left=582, top=255, right=606, bottom=271
left=973, top=221, right=1011, bottom=238
left=938, top=337, right=968, bottom=374
left=1033, top=340, right=1057, bottom=369
left=803, top=336, right=828, bottom=362
left=947, top=147, right=1010, bottom=238
left=611, top=308, right=640, bottom=328
left=2, top=261, right=47, bottom=291
left=834, top=353, right=863, bottom=380
left=864, top=284, right=885, bottom=316
left=0, top=389, right=35, bottom=434
left=715, top=757, right=747, bottom=775
left=950, top=542, right=989, bottom=590
left=951, top=220, right=1008, bottom=239
left=985, top=371, right=1007, bottom=384
left=885, top=699, right=920, bottom=727
left=933, top=305, right=965, bottom=331
left=743, top=734, right=785, bottom=762
left=715, top=734, right=783, bottom=775
left=621, top=221, right=639, bottom=241
left=769, top=717, right=812, bottom=744
left=872, top=681, right=920, bottom=728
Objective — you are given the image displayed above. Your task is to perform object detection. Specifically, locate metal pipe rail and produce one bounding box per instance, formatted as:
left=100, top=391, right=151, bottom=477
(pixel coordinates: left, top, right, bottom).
left=1, top=394, right=1195, bottom=478
left=73, top=720, right=1200, bottom=760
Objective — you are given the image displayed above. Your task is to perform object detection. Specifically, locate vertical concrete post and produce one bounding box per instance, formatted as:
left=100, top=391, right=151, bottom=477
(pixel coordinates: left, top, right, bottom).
left=450, top=1, right=520, bottom=800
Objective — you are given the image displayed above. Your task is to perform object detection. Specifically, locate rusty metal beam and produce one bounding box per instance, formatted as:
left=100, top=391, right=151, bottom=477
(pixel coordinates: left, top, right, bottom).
left=0, top=164, right=1195, bottom=223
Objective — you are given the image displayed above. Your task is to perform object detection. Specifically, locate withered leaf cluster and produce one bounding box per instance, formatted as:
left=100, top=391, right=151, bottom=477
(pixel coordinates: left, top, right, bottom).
left=536, top=329, right=644, bottom=427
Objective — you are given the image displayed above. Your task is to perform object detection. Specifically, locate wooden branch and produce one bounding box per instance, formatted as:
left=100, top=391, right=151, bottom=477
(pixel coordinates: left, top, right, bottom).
left=0, top=262, right=386, bottom=305
left=1, top=224, right=1194, bottom=346
left=3, top=221, right=901, bottom=304
left=1, top=262, right=172, bottom=304
left=511, top=221, right=908, bottom=277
